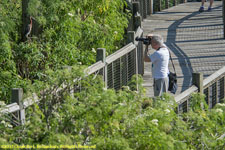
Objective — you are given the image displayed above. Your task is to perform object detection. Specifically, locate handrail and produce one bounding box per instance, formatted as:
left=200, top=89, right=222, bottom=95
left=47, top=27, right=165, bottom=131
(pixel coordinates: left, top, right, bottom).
left=175, top=65, right=225, bottom=112
left=0, top=103, right=19, bottom=114
left=203, top=66, right=225, bottom=88
left=106, top=43, right=136, bottom=64
left=175, top=85, right=198, bottom=104
left=0, top=42, right=138, bottom=116
left=0, top=0, right=189, bottom=124
left=23, top=93, right=39, bottom=109
left=1, top=93, right=41, bottom=114
left=85, top=61, right=105, bottom=75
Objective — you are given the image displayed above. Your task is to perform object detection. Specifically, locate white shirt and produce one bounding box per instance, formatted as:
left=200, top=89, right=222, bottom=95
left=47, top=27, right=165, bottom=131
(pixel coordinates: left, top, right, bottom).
left=149, top=47, right=169, bottom=79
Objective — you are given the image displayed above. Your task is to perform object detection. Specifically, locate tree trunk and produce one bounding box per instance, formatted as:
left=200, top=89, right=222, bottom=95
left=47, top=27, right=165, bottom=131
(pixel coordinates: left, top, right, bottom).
left=21, top=0, right=40, bottom=42
left=21, top=0, right=29, bottom=42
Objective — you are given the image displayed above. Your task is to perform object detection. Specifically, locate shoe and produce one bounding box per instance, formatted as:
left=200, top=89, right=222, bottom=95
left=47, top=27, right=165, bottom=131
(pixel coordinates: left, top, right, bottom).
left=199, top=6, right=204, bottom=12
left=207, top=7, right=212, bottom=11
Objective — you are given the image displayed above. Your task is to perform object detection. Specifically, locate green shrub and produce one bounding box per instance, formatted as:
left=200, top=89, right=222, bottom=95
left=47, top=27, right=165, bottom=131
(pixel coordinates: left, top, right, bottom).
left=0, top=69, right=224, bottom=149
left=0, top=0, right=130, bottom=102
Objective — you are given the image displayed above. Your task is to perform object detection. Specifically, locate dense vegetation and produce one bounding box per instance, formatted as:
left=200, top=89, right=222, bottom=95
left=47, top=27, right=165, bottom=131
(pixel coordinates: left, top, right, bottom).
left=0, top=0, right=225, bottom=149
left=0, top=0, right=129, bottom=103
left=0, top=68, right=225, bottom=149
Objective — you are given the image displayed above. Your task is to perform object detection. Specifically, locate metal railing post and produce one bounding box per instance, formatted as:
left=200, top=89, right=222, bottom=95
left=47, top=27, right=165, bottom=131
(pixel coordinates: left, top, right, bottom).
left=133, top=1, right=140, bottom=15
left=134, top=13, right=142, bottom=31
left=206, top=88, right=210, bottom=106
left=132, top=1, right=141, bottom=30
left=223, top=0, right=225, bottom=39
left=143, top=0, right=147, bottom=19
left=138, top=0, right=144, bottom=20
left=11, top=88, right=25, bottom=125
left=96, top=48, right=107, bottom=89
left=192, top=73, right=203, bottom=94
left=165, top=0, right=169, bottom=9
left=149, top=0, right=154, bottom=15
left=127, top=0, right=134, bottom=31
left=158, top=0, right=162, bottom=11
left=215, top=82, right=219, bottom=104
left=223, top=77, right=225, bottom=101
left=147, top=0, right=150, bottom=15
left=127, top=31, right=139, bottom=90
left=127, top=31, right=135, bottom=44
left=173, top=0, right=177, bottom=6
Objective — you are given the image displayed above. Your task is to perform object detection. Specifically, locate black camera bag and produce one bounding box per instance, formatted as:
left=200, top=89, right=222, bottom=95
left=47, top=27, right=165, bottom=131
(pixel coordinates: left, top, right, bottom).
left=168, top=50, right=177, bottom=94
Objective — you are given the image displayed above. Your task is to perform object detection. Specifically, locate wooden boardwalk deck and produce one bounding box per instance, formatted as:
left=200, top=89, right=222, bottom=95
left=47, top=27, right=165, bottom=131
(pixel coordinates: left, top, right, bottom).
left=142, top=1, right=225, bottom=97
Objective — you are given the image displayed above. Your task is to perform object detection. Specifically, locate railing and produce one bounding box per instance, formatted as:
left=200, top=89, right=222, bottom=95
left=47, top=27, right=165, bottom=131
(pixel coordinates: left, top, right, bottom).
left=223, top=0, right=225, bottom=39
left=0, top=2, right=145, bottom=126
left=175, top=66, right=225, bottom=113
left=0, top=0, right=190, bottom=125
left=175, top=0, right=225, bottom=112
left=154, top=0, right=187, bottom=12
left=0, top=36, right=143, bottom=126
left=87, top=37, right=142, bottom=90
left=4, top=60, right=225, bottom=125
left=127, top=0, right=186, bottom=23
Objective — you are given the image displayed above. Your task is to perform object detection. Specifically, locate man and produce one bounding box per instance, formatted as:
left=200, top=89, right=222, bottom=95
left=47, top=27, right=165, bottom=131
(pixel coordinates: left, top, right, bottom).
left=199, top=0, right=214, bottom=12
left=144, top=34, right=169, bottom=97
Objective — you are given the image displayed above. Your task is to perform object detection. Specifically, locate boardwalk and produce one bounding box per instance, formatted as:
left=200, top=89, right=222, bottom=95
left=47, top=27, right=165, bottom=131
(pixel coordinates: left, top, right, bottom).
left=142, top=1, right=225, bottom=97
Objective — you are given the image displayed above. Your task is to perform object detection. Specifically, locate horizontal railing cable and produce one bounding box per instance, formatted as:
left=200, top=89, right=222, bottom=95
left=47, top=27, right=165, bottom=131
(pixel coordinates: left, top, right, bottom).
left=176, top=66, right=225, bottom=112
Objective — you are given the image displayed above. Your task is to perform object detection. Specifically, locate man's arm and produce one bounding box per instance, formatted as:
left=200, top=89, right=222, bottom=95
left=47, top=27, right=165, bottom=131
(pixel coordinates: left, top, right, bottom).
left=144, top=46, right=151, bottom=62
left=144, top=34, right=154, bottom=62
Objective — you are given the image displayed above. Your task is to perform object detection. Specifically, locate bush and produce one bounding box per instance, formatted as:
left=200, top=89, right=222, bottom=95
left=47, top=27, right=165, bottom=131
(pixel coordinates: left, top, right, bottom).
left=0, top=0, right=130, bottom=103
left=0, top=69, right=224, bottom=149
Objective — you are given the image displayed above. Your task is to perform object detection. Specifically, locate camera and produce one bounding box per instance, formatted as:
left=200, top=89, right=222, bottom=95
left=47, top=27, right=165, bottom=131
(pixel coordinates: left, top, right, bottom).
left=135, top=37, right=151, bottom=45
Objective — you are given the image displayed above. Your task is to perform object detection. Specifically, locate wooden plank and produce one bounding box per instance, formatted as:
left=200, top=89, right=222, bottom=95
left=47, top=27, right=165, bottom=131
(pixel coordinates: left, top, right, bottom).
left=0, top=103, right=20, bottom=114
left=203, top=66, right=225, bottom=88
left=23, top=93, right=39, bottom=108
left=142, top=1, right=224, bottom=97
left=175, top=85, right=198, bottom=104
left=106, top=43, right=136, bottom=64
left=85, top=61, right=105, bottom=75
left=1, top=93, right=40, bottom=114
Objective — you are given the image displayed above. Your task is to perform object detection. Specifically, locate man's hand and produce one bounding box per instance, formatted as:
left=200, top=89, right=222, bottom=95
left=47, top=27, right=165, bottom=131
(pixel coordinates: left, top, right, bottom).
left=146, top=34, right=154, bottom=39
left=144, top=45, right=151, bottom=62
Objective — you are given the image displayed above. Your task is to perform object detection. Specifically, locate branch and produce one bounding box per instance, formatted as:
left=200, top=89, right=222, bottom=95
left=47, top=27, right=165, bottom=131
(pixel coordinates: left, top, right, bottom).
left=217, top=133, right=225, bottom=140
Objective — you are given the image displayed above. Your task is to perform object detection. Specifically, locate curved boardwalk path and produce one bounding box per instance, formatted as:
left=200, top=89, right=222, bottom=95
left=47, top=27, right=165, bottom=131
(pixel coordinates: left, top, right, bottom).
left=142, top=1, right=225, bottom=97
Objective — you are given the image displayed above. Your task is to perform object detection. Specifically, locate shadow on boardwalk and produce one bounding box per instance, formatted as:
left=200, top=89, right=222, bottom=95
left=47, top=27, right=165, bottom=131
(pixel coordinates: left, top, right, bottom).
left=166, top=5, right=223, bottom=92
left=142, top=2, right=225, bottom=97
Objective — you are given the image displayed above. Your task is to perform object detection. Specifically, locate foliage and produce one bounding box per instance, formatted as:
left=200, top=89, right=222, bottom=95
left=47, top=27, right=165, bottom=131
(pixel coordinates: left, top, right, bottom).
left=0, top=0, right=225, bottom=149
left=29, top=0, right=129, bottom=65
left=0, top=68, right=224, bottom=149
left=0, top=0, right=130, bottom=102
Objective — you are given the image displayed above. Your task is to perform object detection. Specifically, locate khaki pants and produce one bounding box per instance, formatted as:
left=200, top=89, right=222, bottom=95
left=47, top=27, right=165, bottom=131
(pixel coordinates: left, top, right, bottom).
left=154, top=77, right=168, bottom=97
